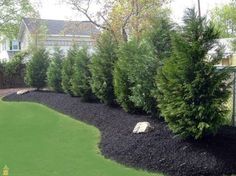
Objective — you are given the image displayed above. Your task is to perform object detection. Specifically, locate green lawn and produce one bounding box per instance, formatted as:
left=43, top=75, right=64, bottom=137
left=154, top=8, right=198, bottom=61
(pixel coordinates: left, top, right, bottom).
left=0, top=100, right=163, bottom=176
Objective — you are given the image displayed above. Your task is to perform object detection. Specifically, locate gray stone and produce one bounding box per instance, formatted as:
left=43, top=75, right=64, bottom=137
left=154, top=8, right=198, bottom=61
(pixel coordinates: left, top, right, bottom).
left=16, top=89, right=30, bottom=95
left=133, top=122, right=154, bottom=134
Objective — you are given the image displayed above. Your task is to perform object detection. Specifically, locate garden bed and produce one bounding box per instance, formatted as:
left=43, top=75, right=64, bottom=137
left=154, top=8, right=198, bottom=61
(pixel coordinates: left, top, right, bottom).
left=4, top=91, right=236, bottom=176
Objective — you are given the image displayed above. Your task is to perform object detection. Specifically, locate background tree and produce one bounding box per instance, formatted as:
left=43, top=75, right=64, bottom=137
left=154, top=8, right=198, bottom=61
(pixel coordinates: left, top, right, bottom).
left=47, top=47, right=64, bottom=92
left=90, top=31, right=118, bottom=105
left=156, top=8, right=231, bottom=139
left=0, top=0, right=38, bottom=39
left=211, top=0, right=236, bottom=37
left=71, top=47, right=94, bottom=101
left=65, top=0, right=171, bottom=42
left=25, top=48, right=49, bottom=90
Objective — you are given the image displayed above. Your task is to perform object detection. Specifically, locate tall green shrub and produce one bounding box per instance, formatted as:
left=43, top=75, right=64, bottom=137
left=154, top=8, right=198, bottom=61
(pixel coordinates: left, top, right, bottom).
left=148, top=16, right=173, bottom=60
left=114, top=39, right=154, bottom=113
left=128, top=40, right=158, bottom=115
left=61, top=45, right=77, bottom=95
left=25, top=48, right=49, bottom=90
left=156, top=8, right=231, bottom=139
left=47, top=47, right=64, bottom=92
left=71, top=47, right=93, bottom=101
left=90, top=32, right=118, bottom=105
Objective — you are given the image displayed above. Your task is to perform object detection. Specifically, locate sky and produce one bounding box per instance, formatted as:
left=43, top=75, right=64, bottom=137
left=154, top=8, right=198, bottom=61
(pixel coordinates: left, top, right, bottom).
left=34, top=0, right=231, bottom=23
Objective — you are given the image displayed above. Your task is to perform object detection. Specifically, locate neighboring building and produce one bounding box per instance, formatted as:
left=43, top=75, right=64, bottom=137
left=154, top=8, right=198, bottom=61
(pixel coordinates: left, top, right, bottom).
left=0, top=37, right=21, bottom=62
left=18, top=18, right=99, bottom=54
left=0, top=18, right=99, bottom=61
left=209, top=38, right=236, bottom=67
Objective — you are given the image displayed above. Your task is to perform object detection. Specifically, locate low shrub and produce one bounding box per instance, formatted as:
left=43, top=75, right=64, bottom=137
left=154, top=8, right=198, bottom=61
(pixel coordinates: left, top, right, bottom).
left=0, top=51, right=28, bottom=88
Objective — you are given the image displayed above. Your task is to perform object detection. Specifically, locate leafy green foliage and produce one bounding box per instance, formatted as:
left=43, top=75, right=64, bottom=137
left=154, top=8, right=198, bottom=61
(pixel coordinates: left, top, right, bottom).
left=90, top=32, right=118, bottom=105
left=61, top=45, right=77, bottom=95
left=211, top=1, right=236, bottom=37
left=3, top=51, right=28, bottom=76
left=0, top=0, right=38, bottom=39
left=156, top=9, right=231, bottom=139
left=47, top=47, right=64, bottom=92
left=71, top=48, right=94, bottom=101
left=25, top=48, right=49, bottom=89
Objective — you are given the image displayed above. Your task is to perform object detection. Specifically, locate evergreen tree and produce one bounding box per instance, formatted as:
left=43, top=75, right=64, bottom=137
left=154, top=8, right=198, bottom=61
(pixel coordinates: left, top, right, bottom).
left=47, top=47, right=64, bottom=92
left=148, top=16, right=173, bottom=60
left=156, top=8, right=231, bottom=139
left=61, top=45, right=77, bottom=95
left=114, top=39, right=152, bottom=113
left=127, top=39, right=157, bottom=115
left=90, top=32, right=118, bottom=105
left=25, top=48, right=49, bottom=90
left=71, top=47, right=94, bottom=101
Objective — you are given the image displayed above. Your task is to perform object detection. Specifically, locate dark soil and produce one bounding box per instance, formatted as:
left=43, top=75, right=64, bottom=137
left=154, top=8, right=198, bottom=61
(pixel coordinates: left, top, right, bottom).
left=3, top=91, right=236, bottom=176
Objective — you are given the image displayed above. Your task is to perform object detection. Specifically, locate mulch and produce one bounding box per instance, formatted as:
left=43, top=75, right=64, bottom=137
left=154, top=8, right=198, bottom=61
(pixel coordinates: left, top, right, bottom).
left=3, top=91, right=236, bottom=176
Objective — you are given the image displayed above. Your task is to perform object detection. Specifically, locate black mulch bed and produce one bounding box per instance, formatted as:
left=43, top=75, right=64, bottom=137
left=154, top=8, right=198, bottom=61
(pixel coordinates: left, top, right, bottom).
left=3, top=91, right=236, bottom=176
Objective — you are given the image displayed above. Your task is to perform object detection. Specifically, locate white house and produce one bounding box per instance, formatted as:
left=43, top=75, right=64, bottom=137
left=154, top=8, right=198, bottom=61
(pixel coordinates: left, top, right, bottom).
left=0, top=18, right=99, bottom=61
left=209, top=38, right=236, bottom=67
left=0, top=37, right=21, bottom=62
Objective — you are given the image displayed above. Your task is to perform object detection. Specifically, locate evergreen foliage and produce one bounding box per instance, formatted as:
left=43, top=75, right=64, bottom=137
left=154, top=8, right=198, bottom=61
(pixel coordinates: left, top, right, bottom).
left=71, top=47, right=94, bottom=101
left=148, top=16, right=173, bottom=60
left=47, top=47, right=64, bottom=92
left=61, top=45, right=77, bottom=95
left=90, top=32, right=118, bottom=105
left=25, top=48, right=49, bottom=89
left=114, top=39, right=154, bottom=113
left=156, top=8, right=231, bottom=139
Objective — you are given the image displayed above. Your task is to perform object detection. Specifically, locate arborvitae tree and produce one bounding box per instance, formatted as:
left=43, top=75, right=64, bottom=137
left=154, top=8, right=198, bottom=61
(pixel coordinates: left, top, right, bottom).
left=61, top=45, right=77, bottom=95
left=156, top=8, right=231, bottom=139
left=25, top=48, right=49, bottom=90
left=148, top=16, right=173, bottom=60
left=71, top=47, right=94, bottom=101
left=47, top=47, right=64, bottom=92
left=113, top=40, right=138, bottom=112
left=90, top=32, right=118, bottom=105
left=114, top=39, right=153, bottom=113
left=126, top=40, right=158, bottom=115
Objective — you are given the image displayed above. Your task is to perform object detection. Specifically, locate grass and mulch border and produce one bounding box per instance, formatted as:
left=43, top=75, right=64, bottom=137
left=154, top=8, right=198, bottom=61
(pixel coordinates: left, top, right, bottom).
left=0, top=99, right=161, bottom=176
left=3, top=91, right=236, bottom=176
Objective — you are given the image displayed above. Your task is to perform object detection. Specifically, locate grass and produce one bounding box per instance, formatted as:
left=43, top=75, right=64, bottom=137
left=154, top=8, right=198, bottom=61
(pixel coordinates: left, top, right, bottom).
left=0, top=100, right=163, bottom=176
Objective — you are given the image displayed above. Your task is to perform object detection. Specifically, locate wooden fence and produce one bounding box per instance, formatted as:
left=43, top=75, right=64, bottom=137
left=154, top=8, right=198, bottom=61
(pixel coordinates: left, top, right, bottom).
left=0, top=65, right=26, bottom=89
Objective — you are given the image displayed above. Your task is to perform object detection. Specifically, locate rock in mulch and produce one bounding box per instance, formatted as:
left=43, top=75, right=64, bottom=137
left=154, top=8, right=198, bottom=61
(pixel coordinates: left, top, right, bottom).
left=3, top=91, right=236, bottom=176
left=16, top=89, right=30, bottom=95
left=133, top=122, right=154, bottom=134
left=16, top=88, right=36, bottom=95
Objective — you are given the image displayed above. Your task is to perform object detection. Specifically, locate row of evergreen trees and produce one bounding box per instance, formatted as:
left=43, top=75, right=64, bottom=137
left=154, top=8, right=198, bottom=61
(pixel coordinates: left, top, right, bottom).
left=24, top=9, right=231, bottom=140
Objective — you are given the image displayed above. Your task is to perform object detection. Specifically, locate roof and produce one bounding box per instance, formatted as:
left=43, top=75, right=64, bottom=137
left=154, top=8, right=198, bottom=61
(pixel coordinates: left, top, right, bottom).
left=22, top=18, right=100, bottom=36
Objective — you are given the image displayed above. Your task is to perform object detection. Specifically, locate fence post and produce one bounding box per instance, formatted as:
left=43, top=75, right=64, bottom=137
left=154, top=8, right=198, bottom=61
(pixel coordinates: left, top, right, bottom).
left=232, top=71, right=236, bottom=127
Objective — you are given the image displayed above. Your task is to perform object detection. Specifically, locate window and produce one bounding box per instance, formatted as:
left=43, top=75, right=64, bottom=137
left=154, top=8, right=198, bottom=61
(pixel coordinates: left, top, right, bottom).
left=11, top=40, right=19, bottom=51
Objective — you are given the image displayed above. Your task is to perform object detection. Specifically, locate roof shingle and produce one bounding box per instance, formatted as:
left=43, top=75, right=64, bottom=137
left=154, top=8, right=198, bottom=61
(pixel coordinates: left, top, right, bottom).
left=23, top=18, right=100, bottom=36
